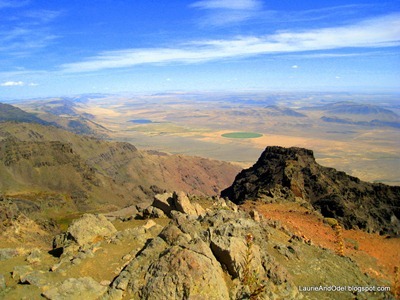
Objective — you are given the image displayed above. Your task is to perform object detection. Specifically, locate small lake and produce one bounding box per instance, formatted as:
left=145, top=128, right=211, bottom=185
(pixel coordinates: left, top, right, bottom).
left=221, top=132, right=263, bottom=139
left=128, top=119, right=153, bottom=124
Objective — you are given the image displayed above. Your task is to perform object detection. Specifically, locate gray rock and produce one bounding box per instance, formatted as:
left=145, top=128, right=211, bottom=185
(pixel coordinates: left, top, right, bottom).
left=42, top=277, right=107, bottom=300
left=141, top=242, right=230, bottom=300
left=111, top=237, right=168, bottom=292
left=173, top=191, right=205, bottom=217
left=0, top=248, right=19, bottom=261
left=249, top=209, right=261, bottom=222
left=26, top=248, right=42, bottom=264
left=152, top=206, right=166, bottom=218
left=54, top=214, right=117, bottom=249
left=151, top=192, right=174, bottom=216
left=142, top=206, right=166, bottom=219
left=67, top=214, right=117, bottom=246
left=20, top=270, right=48, bottom=287
left=274, top=244, right=300, bottom=260
left=0, top=274, right=5, bottom=290
left=211, top=235, right=248, bottom=278
left=12, top=265, right=33, bottom=280
left=100, top=288, right=123, bottom=300
left=158, top=223, right=191, bottom=246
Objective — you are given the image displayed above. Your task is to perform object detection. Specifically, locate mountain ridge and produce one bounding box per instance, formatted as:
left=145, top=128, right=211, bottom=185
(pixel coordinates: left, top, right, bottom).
left=0, top=103, right=52, bottom=126
left=0, top=122, right=241, bottom=220
left=221, top=146, right=400, bottom=235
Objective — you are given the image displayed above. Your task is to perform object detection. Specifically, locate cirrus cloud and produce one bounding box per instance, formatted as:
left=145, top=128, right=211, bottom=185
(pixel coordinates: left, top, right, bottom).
left=60, top=13, right=400, bottom=73
left=191, top=0, right=262, bottom=10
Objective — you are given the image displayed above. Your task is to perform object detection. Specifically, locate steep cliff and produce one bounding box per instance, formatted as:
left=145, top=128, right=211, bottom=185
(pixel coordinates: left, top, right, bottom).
left=221, top=146, right=400, bottom=235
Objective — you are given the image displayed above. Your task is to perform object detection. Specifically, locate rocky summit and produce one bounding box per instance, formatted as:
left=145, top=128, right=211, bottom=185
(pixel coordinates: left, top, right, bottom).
left=0, top=192, right=393, bottom=299
left=221, top=146, right=400, bottom=235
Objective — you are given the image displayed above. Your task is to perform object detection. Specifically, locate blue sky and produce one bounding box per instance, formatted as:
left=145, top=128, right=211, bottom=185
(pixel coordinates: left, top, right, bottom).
left=0, top=0, right=399, bottom=99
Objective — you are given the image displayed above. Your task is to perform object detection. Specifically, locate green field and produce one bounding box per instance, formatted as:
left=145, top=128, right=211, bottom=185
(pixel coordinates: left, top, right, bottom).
left=221, top=132, right=263, bottom=139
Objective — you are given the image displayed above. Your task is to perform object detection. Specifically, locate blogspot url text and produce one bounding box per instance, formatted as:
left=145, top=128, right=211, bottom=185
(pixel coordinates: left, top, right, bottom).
left=298, top=285, right=391, bottom=293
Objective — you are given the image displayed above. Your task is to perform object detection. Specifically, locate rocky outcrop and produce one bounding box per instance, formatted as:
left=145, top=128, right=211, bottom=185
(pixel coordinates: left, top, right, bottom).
left=221, top=146, right=400, bottom=235
left=108, top=198, right=295, bottom=300
left=42, top=277, right=107, bottom=300
left=147, top=191, right=205, bottom=218
left=53, top=214, right=117, bottom=249
left=0, top=191, right=393, bottom=300
left=0, top=248, right=20, bottom=261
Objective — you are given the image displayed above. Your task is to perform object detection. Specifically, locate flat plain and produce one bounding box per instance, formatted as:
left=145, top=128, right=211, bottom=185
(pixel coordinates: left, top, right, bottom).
left=19, top=91, right=400, bottom=185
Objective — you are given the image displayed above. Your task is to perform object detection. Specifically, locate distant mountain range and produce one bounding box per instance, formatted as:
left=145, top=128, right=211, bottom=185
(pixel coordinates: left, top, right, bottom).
left=315, top=101, right=399, bottom=116
left=1, top=100, right=110, bottom=137
left=264, top=105, right=307, bottom=117
left=320, top=116, right=400, bottom=128
left=303, top=101, right=400, bottom=128
left=0, top=103, right=241, bottom=222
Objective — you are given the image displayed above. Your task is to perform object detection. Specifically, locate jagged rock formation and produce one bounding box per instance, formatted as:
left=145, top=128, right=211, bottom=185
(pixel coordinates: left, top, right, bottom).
left=221, top=146, right=400, bottom=235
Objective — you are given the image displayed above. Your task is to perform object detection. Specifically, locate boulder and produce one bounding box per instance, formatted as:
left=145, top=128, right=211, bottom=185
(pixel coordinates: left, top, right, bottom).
left=12, top=265, right=33, bottom=280
left=173, top=191, right=205, bottom=217
left=54, top=214, right=117, bottom=249
left=110, top=217, right=230, bottom=300
left=151, top=192, right=174, bottom=216
left=141, top=244, right=230, bottom=300
left=0, top=248, right=19, bottom=261
left=42, top=277, right=107, bottom=300
left=20, top=270, right=48, bottom=287
left=211, top=236, right=243, bottom=276
left=142, top=206, right=166, bottom=219
left=26, top=248, right=42, bottom=264
left=150, top=191, right=206, bottom=218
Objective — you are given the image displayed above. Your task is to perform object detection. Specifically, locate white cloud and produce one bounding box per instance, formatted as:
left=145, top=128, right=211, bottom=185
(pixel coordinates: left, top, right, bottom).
left=1, top=81, right=25, bottom=86
left=61, top=13, right=400, bottom=73
left=191, top=0, right=262, bottom=26
left=0, top=80, right=38, bottom=87
left=191, top=0, right=261, bottom=10
left=291, top=65, right=299, bottom=69
left=23, top=9, right=63, bottom=23
left=0, top=6, right=61, bottom=56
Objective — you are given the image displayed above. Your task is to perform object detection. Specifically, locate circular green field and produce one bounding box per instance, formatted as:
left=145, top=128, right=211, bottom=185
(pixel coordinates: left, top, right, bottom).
left=221, top=132, right=263, bottom=139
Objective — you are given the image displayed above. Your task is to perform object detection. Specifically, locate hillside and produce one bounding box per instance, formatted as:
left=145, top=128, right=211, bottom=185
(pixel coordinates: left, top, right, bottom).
left=316, top=101, right=399, bottom=117
left=221, top=146, right=400, bottom=235
left=0, top=122, right=241, bottom=220
left=303, top=101, right=400, bottom=128
left=264, top=105, right=307, bottom=117
left=12, top=99, right=111, bottom=137
left=0, top=193, right=396, bottom=299
left=0, top=103, right=51, bottom=126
